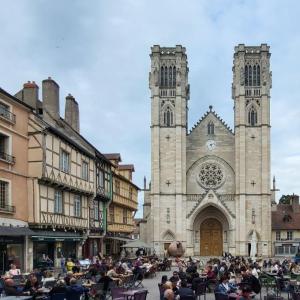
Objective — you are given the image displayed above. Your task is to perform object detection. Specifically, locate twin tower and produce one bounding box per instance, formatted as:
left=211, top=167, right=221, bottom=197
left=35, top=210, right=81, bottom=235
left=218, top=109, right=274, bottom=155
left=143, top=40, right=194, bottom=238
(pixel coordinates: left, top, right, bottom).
left=141, top=44, right=272, bottom=257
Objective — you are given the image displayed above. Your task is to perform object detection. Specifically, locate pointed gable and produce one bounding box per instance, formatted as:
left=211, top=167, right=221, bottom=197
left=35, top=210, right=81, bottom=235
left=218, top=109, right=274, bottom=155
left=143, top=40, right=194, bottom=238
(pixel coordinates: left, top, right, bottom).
left=188, top=106, right=233, bottom=137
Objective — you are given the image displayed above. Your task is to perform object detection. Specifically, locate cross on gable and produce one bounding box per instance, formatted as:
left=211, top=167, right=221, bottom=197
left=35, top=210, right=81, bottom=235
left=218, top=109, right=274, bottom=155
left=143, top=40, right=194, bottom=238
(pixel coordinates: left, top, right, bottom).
left=166, top=180, right=171, bottom=186
left=166, top=135, right=170, bottom=140
left=251, top=180, right=256, bottom=187
left=251, top=135, right=256, bottom=140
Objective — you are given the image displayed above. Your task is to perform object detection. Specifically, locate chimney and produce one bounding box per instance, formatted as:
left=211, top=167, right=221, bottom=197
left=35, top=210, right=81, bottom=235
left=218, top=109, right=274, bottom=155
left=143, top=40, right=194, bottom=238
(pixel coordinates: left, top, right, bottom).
left=42, top=77, right=60, bottom=119
left=15, top=81, right=39, bottom=110
left=65, top=94, right=80, bottom=132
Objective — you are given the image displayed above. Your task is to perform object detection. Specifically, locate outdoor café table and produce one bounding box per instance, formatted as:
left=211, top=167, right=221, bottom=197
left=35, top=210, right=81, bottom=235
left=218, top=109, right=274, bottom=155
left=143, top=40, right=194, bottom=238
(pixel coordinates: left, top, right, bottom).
left=121, top=289, right=147, bottom=300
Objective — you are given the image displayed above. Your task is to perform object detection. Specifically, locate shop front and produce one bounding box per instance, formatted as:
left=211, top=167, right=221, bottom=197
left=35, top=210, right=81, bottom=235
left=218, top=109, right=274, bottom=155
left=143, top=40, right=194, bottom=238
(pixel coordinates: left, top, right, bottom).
left=31, top=230, right=83, bottom=268
left=104, top=236, right=133, bottom=257
left=0, top=226, right=34, bottom=274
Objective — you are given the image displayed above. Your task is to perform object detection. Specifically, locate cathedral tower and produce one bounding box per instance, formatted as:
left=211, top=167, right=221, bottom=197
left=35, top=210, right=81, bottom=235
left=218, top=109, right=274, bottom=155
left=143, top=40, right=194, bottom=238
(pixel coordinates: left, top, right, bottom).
left=232, top=44, right=272, bottom=256
left=149, top=45, right=189, bottom=255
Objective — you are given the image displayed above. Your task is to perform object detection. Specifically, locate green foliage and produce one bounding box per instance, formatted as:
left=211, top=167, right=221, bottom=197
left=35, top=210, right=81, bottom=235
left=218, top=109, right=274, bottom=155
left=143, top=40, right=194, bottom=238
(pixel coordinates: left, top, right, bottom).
left=279, top=195, right=294, bottom=204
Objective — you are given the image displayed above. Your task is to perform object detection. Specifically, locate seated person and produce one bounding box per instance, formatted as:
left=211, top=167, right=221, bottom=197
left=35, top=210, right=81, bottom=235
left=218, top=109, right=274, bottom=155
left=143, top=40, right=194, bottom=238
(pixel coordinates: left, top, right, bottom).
left=215, top=274, right=237, bottom=295
left=23, top=274, right=40, bottom=295
left=238, top=286, right=252, bottom=300
left=8, top=264, right=21, bottom=277
left=65, top=278, right=88, bottom=300
left=178, top=280, right=195, bottom=299
left=49, top=280, right=67, bottom=296
left=163, top=282, right=174, bottom=300
left=170, top=277, right=179, bottom=296
left=98, top=271, right=113, bottom=292
left=64, top=271, right=74, bottom=286
left=240, top=267, right=261, bottom=294
left=206, top=265, right=216, bottom=280
left=66, top=258, right=75, bottom=272
left=4, top=278, right=22, bottom=296
left=107, top=266, right=122, bottom=285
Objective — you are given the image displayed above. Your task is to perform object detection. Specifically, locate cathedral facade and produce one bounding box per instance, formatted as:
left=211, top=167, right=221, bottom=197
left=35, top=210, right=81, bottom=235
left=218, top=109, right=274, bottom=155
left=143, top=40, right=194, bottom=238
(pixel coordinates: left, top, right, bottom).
left=140, top=44, right=273, bottom=257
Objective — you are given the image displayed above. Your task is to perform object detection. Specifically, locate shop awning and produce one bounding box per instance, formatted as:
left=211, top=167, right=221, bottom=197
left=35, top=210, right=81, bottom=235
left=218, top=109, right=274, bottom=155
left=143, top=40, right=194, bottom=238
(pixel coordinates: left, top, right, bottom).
left=0, top=226, right=35, bottom=236
left=31, top=230, right=83, bottom=242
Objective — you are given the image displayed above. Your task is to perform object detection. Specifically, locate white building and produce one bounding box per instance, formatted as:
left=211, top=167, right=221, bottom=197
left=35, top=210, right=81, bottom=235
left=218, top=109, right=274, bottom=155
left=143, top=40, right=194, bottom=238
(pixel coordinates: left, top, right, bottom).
left=140, top=44, right=272, bottom=257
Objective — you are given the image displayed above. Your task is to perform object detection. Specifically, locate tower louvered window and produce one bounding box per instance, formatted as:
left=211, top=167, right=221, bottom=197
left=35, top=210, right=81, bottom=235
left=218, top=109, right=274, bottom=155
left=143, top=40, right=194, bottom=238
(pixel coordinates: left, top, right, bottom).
left=160, top=66, right=176, bottom=88
left=245, top=64, right=261, bottom=87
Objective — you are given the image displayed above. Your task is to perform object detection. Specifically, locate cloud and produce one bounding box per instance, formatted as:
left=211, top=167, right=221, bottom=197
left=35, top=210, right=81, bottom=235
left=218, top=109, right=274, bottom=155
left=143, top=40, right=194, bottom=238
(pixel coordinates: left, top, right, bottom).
left=0, top=0, right=300, bottom=217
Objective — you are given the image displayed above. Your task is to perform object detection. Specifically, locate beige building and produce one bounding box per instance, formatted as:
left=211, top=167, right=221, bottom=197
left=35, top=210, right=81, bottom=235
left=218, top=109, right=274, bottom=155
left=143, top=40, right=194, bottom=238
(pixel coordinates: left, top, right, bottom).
left=141, top=44, right=273, bottom=257
left=15, top=78, right=102, bottom=268
left=104, top=154, right=139, bottom=256
left=0, top=88, right=32, bottom=272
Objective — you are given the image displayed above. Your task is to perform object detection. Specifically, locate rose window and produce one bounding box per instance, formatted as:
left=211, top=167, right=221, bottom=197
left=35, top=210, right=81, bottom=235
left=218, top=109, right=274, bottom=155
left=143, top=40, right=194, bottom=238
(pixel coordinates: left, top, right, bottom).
left=198, top=162, right=224, bottom=189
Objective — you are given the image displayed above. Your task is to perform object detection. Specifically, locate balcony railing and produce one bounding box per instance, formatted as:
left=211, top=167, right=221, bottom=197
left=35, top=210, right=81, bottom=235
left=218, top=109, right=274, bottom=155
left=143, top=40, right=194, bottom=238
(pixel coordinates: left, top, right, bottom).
left=0, top=152, right=15, bottom=164
left=0, top=109, right=16, bottom=124
left=0, top=204, right=16, bottom=213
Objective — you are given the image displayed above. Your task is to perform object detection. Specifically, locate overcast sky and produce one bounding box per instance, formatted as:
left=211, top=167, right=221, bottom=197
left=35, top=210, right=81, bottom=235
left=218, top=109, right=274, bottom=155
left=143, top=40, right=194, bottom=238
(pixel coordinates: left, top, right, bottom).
left=1, top=0, right=300, bottom=216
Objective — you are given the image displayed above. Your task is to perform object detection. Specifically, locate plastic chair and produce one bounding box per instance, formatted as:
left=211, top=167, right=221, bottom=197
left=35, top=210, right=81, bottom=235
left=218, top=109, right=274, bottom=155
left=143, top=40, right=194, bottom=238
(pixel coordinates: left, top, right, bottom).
left=133, top=290, right=148, bottom=300
left=111, top=287, right=127, bottom=300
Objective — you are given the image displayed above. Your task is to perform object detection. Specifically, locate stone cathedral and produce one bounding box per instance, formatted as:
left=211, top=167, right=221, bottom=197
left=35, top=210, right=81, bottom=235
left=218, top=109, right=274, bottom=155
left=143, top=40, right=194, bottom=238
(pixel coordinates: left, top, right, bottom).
left=140, top=44, right=273, bottom=257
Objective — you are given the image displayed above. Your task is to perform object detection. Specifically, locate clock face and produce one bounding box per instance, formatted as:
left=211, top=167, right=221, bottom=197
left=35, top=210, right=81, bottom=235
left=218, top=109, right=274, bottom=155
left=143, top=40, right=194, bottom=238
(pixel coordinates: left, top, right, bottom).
left=206, top=140, right=216, bottom=150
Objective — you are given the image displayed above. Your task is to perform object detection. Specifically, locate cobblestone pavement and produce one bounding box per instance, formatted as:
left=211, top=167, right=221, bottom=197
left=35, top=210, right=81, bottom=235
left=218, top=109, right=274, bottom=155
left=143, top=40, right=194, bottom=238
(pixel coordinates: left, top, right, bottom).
left=141, top=267, right=289, bottom=300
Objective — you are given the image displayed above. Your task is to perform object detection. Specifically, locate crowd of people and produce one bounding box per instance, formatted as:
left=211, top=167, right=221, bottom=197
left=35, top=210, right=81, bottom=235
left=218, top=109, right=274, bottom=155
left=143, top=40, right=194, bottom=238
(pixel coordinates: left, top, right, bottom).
left=3, top=252, right=300, bottom=299
left=160, top=254, right=300, bottom=300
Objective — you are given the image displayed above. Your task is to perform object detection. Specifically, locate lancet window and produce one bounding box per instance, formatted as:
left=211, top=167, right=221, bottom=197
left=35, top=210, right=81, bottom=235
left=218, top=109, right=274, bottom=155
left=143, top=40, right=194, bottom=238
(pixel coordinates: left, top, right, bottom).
left=248, top=106, right=258, bottom=126
left=245, top=63, right=260, bottom=86
left=160, top=65, right=176, bottom=88
left=163, top=106, right=174, bottom=127
left=207, top=121, right=214, bottom=135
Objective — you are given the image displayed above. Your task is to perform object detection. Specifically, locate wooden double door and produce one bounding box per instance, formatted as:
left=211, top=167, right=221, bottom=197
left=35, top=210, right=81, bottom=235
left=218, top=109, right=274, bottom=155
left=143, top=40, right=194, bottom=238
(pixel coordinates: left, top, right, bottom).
left=200, top=218, right=223, bottom=256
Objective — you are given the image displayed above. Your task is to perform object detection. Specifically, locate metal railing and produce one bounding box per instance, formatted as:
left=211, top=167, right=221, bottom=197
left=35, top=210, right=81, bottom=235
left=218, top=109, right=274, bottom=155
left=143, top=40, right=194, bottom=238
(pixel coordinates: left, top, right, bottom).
left=0, top=152, right=15, bottom=164
left=0, top=204, right=16, bottom=213
left=0, top=109, right=16, bottom=124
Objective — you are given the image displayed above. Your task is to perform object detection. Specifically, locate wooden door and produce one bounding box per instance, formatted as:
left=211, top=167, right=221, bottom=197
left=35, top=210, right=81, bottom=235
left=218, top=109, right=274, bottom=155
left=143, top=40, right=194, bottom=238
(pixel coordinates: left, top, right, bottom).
left=200, top=218, right=223, bottom=256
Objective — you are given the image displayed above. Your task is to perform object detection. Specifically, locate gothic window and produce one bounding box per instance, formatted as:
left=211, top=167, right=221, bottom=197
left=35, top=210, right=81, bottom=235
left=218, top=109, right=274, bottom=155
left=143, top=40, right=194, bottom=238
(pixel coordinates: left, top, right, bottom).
left=253, top=65, right=257, bottom=86
left=257, top=65, right=260, bottom=86
left=169, top=66, right=173, bottom=88
left=163, top=106, right=174, bottom=127
left=172, top=66, right=176, bottom=87
left=207, top=121, right=214, bottom=135
left=245, top=65, right=249, bottom=86
left=245, top=64, right=261, bottom=87
left=248, top=65, right=252, bottom=86
left=164, top=66, right=168, bottom=87
left=248, top=106, right=257, bottom=126
left=160, top=67, right=164, bottom=87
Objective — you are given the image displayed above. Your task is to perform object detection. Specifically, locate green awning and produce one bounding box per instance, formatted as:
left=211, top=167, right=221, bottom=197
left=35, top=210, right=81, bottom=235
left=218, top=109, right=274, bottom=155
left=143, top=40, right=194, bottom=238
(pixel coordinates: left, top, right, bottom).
left=31, top=230, right=83, bottom=242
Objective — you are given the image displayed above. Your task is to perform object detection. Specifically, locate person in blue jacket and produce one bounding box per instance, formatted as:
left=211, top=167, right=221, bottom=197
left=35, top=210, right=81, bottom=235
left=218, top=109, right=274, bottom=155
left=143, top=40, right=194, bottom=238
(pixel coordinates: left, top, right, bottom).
left=215, top=274, right=237, bottom=295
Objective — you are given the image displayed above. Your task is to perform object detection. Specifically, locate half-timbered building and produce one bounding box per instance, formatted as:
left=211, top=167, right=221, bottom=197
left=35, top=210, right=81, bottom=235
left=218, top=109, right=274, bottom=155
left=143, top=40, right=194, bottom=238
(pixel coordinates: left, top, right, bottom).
left=104, top=153, right=139, bottom=256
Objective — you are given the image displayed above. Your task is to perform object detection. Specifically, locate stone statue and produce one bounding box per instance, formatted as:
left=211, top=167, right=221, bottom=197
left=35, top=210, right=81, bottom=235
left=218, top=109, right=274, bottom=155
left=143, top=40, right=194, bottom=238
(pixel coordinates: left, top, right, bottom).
left=250, top=231, right=257, bottom=258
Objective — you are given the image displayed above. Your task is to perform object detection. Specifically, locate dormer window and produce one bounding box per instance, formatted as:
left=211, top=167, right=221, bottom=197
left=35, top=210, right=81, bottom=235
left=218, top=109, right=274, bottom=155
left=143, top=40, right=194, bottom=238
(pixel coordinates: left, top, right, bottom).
left=283, top=214, right=292, bottom=223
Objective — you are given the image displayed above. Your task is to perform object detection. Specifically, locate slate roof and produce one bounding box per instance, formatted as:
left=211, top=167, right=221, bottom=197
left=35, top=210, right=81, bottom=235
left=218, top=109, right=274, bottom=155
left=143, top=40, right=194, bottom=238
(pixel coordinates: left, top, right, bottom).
left=272, top=204, right=300, bottom=230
